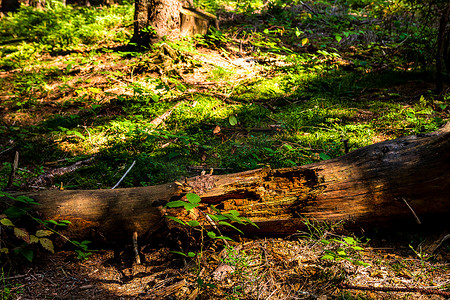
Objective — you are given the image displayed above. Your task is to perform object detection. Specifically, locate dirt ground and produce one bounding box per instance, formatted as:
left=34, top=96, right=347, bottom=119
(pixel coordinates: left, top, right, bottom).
left=4, top=227, right=450, bottom=300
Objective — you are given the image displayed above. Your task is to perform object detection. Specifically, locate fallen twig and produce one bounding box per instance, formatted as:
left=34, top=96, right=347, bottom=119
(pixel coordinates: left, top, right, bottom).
left=150, top=101, right=184, bottom=128
left=0, top=144, right=15, bottom=157
left=28, top=156, right=97, bottom=188
left=111, top=160, right=136, bottom=189
left=401, top=197, right=421, bottom=224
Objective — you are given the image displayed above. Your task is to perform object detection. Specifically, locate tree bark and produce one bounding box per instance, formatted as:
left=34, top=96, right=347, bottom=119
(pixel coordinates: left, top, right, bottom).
left=1, top=0, right=20, bottom=14
left=7, top=123, right=450, bottom=241
left=132, top=0, right=181, bottom=44
left=436, top=0, right=450, bottom=92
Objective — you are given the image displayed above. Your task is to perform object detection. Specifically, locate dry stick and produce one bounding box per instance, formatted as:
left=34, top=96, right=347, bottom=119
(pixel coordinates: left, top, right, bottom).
left=132, top=231, right=141, bottom=265
left=149, top=101, right=183, bottom=128
left=0, top=145, right=14, bottom=157
left=28, top=156, right=96, bottom=188
left=402, top=197, right=421, bottom=224
left=111, top=160, right=136, bottom=190
left=6, top=151, right=19, bottom=189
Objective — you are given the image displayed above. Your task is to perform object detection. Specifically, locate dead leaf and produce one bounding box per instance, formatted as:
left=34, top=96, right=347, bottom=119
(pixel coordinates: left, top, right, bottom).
left=39, top=238, right=55, bottom=253
left=213, top=126, right=221, bottom=135
left=14, top=227, right=30, bottom=244
left=35, top=229, right=53, bottom=237
left=30, top=235, right=39, bottom=244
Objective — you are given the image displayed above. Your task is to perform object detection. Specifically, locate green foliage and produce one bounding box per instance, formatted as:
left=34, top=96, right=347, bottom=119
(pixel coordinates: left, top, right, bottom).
left=320, top=236, right=370, bottom=267
left=72, top=240, right=93, bottom=260
left=301, top=218, right=370, bottom=267
left=0, top=191, right=93, bottom=263
left=0, top=2, right=132, bottom=53
left=165, top=193, right=258, bottom=290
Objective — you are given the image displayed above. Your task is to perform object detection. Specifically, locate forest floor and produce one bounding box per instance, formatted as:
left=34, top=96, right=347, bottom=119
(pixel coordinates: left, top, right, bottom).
left=5, top=228, right=450, bottom=299
left=2, top=49, right=449, bottom=299
left=1, top=1, right=450, bottom=299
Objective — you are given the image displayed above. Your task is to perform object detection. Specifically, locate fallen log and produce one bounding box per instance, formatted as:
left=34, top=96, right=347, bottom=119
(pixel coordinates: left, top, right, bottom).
left=4, top=123, right=450, bottom=241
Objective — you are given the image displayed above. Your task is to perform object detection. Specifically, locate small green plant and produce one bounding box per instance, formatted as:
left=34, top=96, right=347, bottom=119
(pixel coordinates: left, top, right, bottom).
left=0, top=191, right=92, bottom=262
left=300, top=218, right=369, bottom=267
left=320, top=236, right=370, bottom=267
left=165, top=193, right=258, bottom=288
left=72, top=240, right=93, bottom=260
left=166, top=193, right=257, bottom=244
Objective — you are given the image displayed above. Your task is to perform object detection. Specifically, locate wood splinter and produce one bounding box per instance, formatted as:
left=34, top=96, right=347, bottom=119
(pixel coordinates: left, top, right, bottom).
left=132, top=231, right=141, bottom=265
left=401, top=197, right=421, bottom=225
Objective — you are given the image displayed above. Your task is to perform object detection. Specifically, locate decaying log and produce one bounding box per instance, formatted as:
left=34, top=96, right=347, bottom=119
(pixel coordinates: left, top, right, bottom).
left=180, top=7, right=218, bottom=37
left=5, top=123, right=450, bottom=241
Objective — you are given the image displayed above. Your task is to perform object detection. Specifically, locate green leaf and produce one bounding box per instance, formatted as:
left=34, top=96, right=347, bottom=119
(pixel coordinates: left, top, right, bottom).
left=186, top=193, right=201, bottom=204
left=343, top=237, right=356, bottom=245
left=229, top=210, right=240, bottom=217
left=214, top=215, right=228, bottom=221
left=210, top=205, right=221, bottom=213
left=337, top=249, right=347, bottom=256
left=184, top=202, right=199, bottom=211
left=229, top=115, right=238, bottom=126
left=321, top=254, right=335, bottom=260
left=165, top=201, right=187, bottom=208
left=187, top=220, right=200, bottom=227
left=351, top=246, right=364, bottom=251
left=166, top=216, right=186, bottom=226
left=242, top=217, right=259, bottom=228
left=15, top=196, right=38, bottom=205
left=170, top=251, right=187, bottom=257
left=187, top=252, right=196, bottom=257
left=319, top=153, right=331, bottom=160
left=353, top=260, right=370, bottom=267
left=207, top=231, right=217, bottom=239
left=335, top=35, right=342, bottom=43
left=70, top=131, right=86, bottom=140
left=16, top=248, right=34, bottom=262
left=218, top=221, right=243, bottom=234
left=301, top=37, right=309, bottom=46
left=223, top=213, right=242, bottom=223
left=0, top=218, right=14, bottom=226
left=57, top=220, right=71, bottom=226
left=263, top=28, right=269, bottom=34
left=45, top=220, right=58, bottom=225
left=207, top=214, right=219, bottom=221
left=4, top=206, right=26, bottom=218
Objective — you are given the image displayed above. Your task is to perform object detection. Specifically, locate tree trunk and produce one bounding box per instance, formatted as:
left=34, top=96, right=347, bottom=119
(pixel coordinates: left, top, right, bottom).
left=436, top=0, right=450, bottom=92
left=8, top=123, right=450, bottom=241
left=132, top=0, right=181, bottom=44
left=1, top=0, right=20, bottom=14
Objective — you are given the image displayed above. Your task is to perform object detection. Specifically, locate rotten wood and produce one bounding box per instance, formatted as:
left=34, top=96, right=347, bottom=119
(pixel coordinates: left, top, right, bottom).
left=4, top=123, right=450, bottom=241
left=180, top=7, right=218, bottom=36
